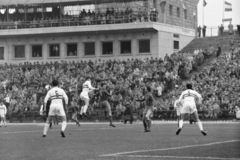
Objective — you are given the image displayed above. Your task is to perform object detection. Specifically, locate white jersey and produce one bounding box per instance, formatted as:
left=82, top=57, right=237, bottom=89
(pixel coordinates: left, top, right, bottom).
left=0, top=104, right=7, bottom=117
left=80, top=80, right=95, bottom=99
left=178, top=89, right=202, bottom=105
left=82, top=80, right=95, bottom=93
left=44, top=87, right=68, bottom=105
left=174, top=100, right=182, bottom=116
left=178, top=89, right=202, bottom=114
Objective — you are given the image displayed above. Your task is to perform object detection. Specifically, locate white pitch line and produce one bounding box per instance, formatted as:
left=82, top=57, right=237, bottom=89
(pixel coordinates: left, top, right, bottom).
left=100, top=139, right=240, bottom=157
left=111, top=155, right=240, bottom=160
left=0, top=126, right=133, bottom=134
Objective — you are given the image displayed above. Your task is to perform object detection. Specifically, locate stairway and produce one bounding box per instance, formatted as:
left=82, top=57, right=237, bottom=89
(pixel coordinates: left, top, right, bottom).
left=181, top=35, right=240, bottom=53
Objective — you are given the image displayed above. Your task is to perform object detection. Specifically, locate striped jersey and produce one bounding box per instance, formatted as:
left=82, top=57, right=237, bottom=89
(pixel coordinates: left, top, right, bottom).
left=44, top=87, right=68, bottom=105
left=178, top=89, right=202, bottom=104
left=82, top=80, right=95, bottom=93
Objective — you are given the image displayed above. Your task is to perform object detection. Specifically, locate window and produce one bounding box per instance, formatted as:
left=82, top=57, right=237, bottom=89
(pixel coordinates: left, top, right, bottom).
left=174, top=41, right=179, bottom=50
left=121, top=41, right=131, bottom=54
left=184, top=9, right=187, bottom=19
left=67, top=44, right=77, bottom=56
left=49, top=44, right=60, bottom=57
left=84, top=42, right=95, bottom=56
left=177, top=7, right=180, bottom=17
left=169, top=5, right=173, bottom=16
left=173, top=34, right=180, bottom=38
left=139, top=39, right=150, bottom=53
left=32, top=45, right=42, bottom=57
left=15, top=46, right=25, bottom=58
left=102, top=42, right=113, bottom=55
left=0, top=47, right=4, bottom=60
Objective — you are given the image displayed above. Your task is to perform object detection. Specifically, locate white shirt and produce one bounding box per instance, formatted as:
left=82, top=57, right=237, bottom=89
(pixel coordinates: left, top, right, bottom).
left=178, top=89, right=202, bottom=104
left=82, top=80, right=95, bottom=93
left=4, top=97, right=10, bottom=103
left=44, top=87, right=68, bottom=105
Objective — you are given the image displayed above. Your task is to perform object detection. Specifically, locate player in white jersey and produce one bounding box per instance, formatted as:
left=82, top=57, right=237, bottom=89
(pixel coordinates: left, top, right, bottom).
left=0, top=100, right=7, bottom=127
left=79, top=77, right=98, bottom=117
left=42, top=80, right=68, bottom=138
left=176, top=83, right=207, bottom=136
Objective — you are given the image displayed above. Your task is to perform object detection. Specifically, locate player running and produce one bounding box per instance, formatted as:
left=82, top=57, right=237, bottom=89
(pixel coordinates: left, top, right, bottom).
left=79, top=77, right=98, bottom=117
left=0, top=100, right=7, bottom=127
left=176, top=83, right=207, bottom=136
left=136, top=86, right=155, bottom=132
left=99, top=83, right=116, bottom=127
left=42, top=80, right=68, bottom=138
left=70, top=101, right=81, bottom=127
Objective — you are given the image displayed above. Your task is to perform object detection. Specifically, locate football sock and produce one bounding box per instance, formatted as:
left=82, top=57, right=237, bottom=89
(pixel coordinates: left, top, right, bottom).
left=83, top=105, right=88, bottom=113
left=109, top=116, right=113, bottom=125
left=147, top=120, right=151, bottom=130
left=61, top=121, right=67, bottom=132
left=43, top=123, right=50, bottom=135
left=179, top=120, right=183, bottom=129
left=143, top=120, right=147, bottom=130
left=197, top=121, right=203, bottom=131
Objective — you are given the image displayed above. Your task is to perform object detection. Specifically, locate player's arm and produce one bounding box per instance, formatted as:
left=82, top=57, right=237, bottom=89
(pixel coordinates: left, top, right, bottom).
left=195, top=92, right=202, bottom=104
left=178, top=92, right=184, bottom=102
left=62, top=90, right=69, bottom=106
left=4, top=105, right=7, bottom=115
left=87, top=81, right=97, bottom=90
left=44, top=91, right=50, bottom=111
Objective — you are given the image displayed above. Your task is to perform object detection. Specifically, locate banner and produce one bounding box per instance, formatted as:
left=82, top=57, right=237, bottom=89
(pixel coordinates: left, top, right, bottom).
left=225, top=1, right=232, bottom=12
left=222, top=18, right=232, bottom=22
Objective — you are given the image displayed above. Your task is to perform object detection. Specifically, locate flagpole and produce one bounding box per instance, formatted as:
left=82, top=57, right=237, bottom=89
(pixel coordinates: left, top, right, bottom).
left=222, top=0, right=225, bottom=25
left=202, top=0, right=204, bottom=26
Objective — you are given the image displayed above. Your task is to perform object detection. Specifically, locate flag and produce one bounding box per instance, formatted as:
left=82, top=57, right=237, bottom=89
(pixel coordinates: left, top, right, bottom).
left=225, top=1, right=232, bottom=12
left=222, top=18, right=232, bottom=22
left=203, top=0, right=207, bottom=7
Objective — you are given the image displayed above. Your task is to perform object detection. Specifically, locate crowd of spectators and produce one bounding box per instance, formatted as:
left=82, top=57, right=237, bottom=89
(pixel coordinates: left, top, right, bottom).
left=0, top=45, right=204, bottom=121
left=168, top=39, right=240, bottom=119
left=0, top=7, right=158, bottom=30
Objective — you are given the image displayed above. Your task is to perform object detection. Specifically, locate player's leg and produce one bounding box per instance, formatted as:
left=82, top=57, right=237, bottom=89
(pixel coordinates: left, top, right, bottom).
left=145, top=108, right=152, bottom=132
left=193, top=111, right=207, bottom=136
left=105, top=101, right=115, bottom=127
left=59, top=106, right=67, bottom=137
left=43, top=116, right=53, bottom=137
left=142, top=109, right=147, bottom=131
left=0, top=116, right=2, bottom=127
left=72, top=112, right=80, bottom=127
left=176, top=113, right=185, bottom=135
left=3, top=115, right=7, bottom=127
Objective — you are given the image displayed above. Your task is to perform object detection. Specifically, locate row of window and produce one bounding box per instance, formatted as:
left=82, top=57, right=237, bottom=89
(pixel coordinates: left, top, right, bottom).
left=0, top=40, right=180, bottom=60
left=169, top=5, right=187, bottom=19
left=0, top=40, right=151, bottom=59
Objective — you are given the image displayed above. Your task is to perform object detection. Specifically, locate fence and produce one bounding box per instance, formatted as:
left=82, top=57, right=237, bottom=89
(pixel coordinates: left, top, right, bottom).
left=6, top=109, right=238, bottom=123
left=197, top=25, right=239, bottom=37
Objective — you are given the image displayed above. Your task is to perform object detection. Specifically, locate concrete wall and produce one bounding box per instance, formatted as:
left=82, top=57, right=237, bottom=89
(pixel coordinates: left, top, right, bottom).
left=0, top=22, right=195, bottom=64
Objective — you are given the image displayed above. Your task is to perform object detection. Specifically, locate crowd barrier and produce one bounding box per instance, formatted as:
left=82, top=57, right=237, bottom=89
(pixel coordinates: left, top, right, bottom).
left=6, top=109, right=237, bottom=123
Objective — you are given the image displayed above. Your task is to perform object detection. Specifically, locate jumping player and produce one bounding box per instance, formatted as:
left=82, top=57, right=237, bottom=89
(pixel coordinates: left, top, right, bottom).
left=100, top=83, right=116, bottom=127
left=176, top=83, right=207, bottom=136
left=43, top=80, right=68, bottom=138
left=79, top=77, right=98, bottom=117
left=0, top=100, right=7, bottom=127
left=136, top=86, right=155, bottom=132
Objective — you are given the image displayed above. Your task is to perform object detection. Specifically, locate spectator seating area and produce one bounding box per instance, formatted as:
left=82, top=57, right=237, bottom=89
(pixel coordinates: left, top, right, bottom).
left=0, top=36, right=240, bottom=122
left=0, top=7, right=158, bottom=30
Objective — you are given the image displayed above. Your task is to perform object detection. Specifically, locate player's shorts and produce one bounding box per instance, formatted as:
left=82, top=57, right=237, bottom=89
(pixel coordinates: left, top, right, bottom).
left=0, top=112, right=5, bottom=118
left=101, top=101, right=112, bottom=116
left=80, top=92, right=89, bottom=100
left=181, top=101, right=197, bottom=114
left=48, top=103, right=66, bottom=116
left=143, top=107, right=153, bottom=120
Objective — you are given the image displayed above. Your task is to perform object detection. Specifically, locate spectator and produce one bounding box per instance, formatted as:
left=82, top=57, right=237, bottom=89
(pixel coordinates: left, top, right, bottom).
left=202, top=25, right=207, bottom=37
left=237, top=25, right=240, bottom=36
left=219, top=24, right=224, bottom=36
left=197, top=25, right=202, bottom=38
left=228, top=21, right=234, bottom=35
left=216, top=45, right=221, bottom=58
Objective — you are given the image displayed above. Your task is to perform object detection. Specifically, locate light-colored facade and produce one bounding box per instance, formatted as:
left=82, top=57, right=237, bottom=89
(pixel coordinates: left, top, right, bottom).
left=0, top=0, right=199, bottom=64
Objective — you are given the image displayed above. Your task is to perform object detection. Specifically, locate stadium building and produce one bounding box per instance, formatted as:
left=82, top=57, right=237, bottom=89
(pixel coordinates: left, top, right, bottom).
left=0, top=0, right=199, bottom=64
